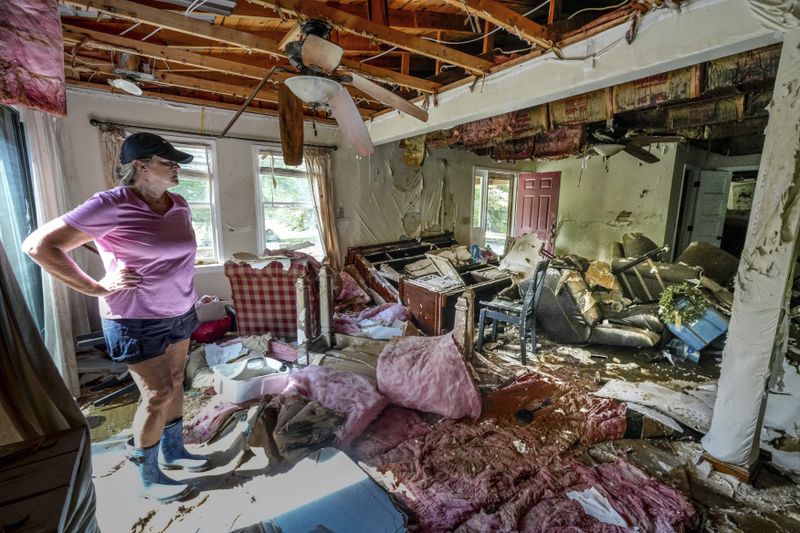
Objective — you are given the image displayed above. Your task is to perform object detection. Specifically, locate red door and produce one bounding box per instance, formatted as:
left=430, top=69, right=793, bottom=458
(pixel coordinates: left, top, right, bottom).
left=515, top=172, right=561, bottom=252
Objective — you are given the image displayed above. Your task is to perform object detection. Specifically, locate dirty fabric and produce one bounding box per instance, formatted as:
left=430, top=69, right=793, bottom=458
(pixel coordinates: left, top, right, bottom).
left=245, top=396, right=345, bottom=472
left=0, top=0, right=66, bottom=115
left=358, top=303, right=411, bottom=324
left=351, top=407, right=432, bottom=458
left=285, top=365, right=387, bottom=446
left=355, top=369, right=630, bottom=531
left=377, top=333, right=481, bottom=419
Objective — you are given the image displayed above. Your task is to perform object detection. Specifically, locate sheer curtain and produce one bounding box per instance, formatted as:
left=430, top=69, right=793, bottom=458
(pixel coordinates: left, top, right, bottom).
left=20, top=109, right=91, bottom=396
left=304, top=146, right=341, bottom=270
left=98, top=123, right=126, bottom=189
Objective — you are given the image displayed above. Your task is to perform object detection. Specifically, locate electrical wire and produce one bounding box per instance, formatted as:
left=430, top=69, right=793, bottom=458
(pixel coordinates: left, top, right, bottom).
left=361, top=46, right=399, bottom=63
left=567, top=0, right=630, bottom=20
left=422, top=0, right=551, bottom=45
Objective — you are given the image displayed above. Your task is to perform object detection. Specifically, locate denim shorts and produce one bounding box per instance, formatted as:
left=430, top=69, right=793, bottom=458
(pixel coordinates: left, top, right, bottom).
left=102, top=308, right=199, bottom=364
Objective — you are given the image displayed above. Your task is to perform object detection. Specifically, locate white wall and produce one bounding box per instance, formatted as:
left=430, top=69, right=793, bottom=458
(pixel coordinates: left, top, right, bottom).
left=507, top=145, right=683, bottom=261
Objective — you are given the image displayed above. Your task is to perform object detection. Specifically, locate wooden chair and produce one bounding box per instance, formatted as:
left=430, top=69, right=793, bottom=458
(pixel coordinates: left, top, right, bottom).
left=475, top=260, right=549, bottom=365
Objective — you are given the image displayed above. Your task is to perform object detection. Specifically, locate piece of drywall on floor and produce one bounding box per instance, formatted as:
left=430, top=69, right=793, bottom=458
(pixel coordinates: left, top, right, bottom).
left=530, top=144, right=681, bottom=261
left=332, top=142, right=535, bottom=254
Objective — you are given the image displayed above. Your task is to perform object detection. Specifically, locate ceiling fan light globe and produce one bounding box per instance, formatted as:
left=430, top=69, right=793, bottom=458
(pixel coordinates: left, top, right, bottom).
left=593, top=143, right=625, bottom=157
left=285, top=76, right=341, bottom=105
left=109, top=77, right=142, bottom=96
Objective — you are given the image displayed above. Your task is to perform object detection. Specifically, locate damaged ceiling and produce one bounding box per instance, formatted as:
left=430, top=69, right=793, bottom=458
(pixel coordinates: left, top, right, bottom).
left=59, top=0, right=681, bottom=122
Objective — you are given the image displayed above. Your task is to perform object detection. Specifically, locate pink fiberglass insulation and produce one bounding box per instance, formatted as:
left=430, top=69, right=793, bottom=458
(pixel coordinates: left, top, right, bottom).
left=184, top=397, right=257, bottom=444
left=358, top=303, right=411, bottom=324
left=1, top=0, right=66, bottom=115
left=333, top=313, right=361, bottom=335
left=351, top=407, right=432, bottom=458
left=355, top=368, right=644, bottom=532
left=285, top=365, right=388, bottom=447
left=377, top=333, right=481, bottom=419
left=336, top=270, right=371, bottom=306
left=458, top=457, right=697, bottom=532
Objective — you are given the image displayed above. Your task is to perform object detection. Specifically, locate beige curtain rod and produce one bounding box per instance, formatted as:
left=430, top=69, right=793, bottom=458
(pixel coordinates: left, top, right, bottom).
left=88, top=119, right=337, bottom=151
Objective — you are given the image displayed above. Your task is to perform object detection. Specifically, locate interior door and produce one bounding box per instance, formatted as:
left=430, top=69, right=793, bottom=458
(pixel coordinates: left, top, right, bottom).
left=689, top=170, right=732, bottom=246
left=515, top=172, right=561, bottom=252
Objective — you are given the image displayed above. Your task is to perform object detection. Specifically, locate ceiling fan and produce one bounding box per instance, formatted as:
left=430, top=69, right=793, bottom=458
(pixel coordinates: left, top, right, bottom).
left=588, top=120, right=664, bottom=164
left=277, top=20, right=429, bottom=163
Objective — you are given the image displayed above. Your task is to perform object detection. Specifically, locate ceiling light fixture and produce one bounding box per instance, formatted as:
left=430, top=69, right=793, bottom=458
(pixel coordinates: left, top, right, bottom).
left=285, top=75, right=341, bottom=104
left=109, top=77, right=143, bottom=96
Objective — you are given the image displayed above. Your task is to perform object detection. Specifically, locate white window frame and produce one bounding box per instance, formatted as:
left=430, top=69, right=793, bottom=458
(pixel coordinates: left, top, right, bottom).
left=471, top=167, right=518, bottom=252
left=162, top=134, right=223, bottom=265
left=252, top=144, right=320, bottom=256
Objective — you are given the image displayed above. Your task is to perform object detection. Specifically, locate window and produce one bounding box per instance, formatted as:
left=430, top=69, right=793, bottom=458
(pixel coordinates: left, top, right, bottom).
left=0, top=105, right=44, bottom=331
left=169, top=141, right=222, bottom=264
left=471, top=168, right=515, bottom=255
left=254, top=148, right=323, bottom=259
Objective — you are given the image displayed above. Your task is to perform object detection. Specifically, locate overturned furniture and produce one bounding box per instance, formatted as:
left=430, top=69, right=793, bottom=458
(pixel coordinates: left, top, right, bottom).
left=346, top=233, right=458, bottom=303
left=400, top=245, right=513, bottom=336
left=538, top=261, right=664, bottom=348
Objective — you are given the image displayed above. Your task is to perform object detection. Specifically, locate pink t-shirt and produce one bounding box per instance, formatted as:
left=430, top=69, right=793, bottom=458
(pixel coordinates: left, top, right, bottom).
left=62, top=186, right=197, bottom=319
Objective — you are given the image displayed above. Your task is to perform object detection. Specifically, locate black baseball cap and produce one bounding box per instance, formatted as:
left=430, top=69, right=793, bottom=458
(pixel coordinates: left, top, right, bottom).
left=120, top=132, right=193, bottom=164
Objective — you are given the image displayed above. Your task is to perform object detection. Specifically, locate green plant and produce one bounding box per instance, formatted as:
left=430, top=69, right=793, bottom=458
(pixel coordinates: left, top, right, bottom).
left=658, top=282, right=709, bottom=328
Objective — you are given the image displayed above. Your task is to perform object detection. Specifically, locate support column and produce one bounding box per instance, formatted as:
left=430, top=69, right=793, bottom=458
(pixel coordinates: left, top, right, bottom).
left=702, top=29, right=800, bottom=467
left=453, top=289, right=475, bottom=362
left=318, top=267, right=334, bottom=347
left=295, top=276, right=309, bottom=347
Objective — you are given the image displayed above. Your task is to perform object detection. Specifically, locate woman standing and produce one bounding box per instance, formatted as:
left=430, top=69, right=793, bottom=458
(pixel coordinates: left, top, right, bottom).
left=23, top=132, right=209, bottom=503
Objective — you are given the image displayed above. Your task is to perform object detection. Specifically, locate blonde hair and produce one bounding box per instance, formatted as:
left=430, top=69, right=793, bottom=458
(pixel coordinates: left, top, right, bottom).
left=116, top=157, right=152, bottom=185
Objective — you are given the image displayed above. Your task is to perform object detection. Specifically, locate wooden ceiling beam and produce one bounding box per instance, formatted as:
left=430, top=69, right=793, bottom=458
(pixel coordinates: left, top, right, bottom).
left=248, top=0, right=493, bottom=74
left=231, top=2, right=474, bottom=35
left=440, top=0, right=552, bottom=49
left=63, top=0, right=440, bottom=93
left=62, top=24, right=385, bottom=107
left=67, top=79, right=338, bottom=124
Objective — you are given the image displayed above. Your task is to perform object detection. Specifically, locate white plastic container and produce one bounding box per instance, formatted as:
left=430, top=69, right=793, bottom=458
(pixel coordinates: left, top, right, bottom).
left=212, top=357, right=290, bottom=404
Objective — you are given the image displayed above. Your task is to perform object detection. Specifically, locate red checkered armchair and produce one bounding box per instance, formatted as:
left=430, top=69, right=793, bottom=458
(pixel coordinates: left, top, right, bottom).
left=224, top=250, right=323, bottom=339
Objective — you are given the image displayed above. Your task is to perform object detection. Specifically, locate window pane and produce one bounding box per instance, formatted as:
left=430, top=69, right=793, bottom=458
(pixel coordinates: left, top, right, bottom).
left=260, top=174, right=313, bottom=204
left=263, top=206, right=323, bottom=258
left=191, top=206, right=214, bottom=254
left=472, top=175, right=483, bottom=227
left=258, top=151, right=307, bottom=173
left=173, top=177, right=209, bottom=203
left=173, top=144, right=210, bottom=177
left=485, top=176, right=512, bottom=255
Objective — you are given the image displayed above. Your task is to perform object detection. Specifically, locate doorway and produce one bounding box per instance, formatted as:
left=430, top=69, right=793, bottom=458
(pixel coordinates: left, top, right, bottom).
left=471, top=168, right=515, bottom=255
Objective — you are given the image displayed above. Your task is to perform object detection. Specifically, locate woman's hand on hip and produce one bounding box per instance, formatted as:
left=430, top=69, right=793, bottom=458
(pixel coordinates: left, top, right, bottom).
left=95, top=267, right=143, bottom=296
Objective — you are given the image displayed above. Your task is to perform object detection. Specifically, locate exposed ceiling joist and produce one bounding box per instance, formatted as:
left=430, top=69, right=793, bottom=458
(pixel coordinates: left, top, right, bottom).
left=440, top=0, right=552, bottom=49
left=231, top=2, right=476, bottom=36
left=248, top=0, right=494, bottom=74
left=67, top=79, right=337, bottom=124
left=63, top=0, right=440, bottom=93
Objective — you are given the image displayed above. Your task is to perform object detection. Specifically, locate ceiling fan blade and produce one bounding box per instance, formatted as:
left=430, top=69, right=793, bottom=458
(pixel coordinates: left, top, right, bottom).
left=628, top=134, right=686, bottom=146
left=278, top=83, right=304, bottom=166
left=623, top=143, right=661, bottom=164
left=327, top=87, right=374, bottom=157
left=302, top=34, right=343, bottom=74
left=348, top=73, right=428, bottom=122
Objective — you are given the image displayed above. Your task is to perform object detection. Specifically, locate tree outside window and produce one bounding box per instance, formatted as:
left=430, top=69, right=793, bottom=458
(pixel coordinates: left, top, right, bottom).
left=255, top=150, right=323, bottom=259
